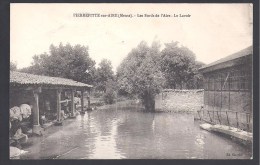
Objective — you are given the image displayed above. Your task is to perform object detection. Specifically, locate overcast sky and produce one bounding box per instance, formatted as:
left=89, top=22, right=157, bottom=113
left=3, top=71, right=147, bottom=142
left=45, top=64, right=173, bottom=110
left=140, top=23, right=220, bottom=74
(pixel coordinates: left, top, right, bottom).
left=10, top=3, right=253, bottom=72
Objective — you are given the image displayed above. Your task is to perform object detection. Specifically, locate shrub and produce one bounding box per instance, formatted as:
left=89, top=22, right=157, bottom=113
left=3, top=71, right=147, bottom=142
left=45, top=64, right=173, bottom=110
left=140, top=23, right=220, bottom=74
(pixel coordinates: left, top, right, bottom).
left=103, top=91, right=116, bottom=104
left=90, top=102, right=105, bottom=107
left=93, top=92, right=103, bottom=98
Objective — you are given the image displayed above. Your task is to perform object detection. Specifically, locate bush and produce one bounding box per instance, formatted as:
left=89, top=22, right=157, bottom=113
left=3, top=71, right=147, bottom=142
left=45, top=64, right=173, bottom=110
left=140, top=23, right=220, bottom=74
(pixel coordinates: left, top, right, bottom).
left=92, top=92, right=103, bottom=98
left=102, top=91, right=116, bottom=104
left=90, top=102, right=105, bottom=107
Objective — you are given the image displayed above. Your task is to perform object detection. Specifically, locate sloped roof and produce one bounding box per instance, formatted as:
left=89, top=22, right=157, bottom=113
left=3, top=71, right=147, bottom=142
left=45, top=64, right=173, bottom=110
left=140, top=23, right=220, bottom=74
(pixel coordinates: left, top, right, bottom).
left=199, top=46, right=252, bottom=73
left=10, top=71, right=92, bottom=88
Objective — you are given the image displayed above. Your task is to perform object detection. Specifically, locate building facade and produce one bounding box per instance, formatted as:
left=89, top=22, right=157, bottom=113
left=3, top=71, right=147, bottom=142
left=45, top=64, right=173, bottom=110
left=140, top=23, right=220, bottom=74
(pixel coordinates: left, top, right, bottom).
left=199, top=46, right=253, bottom=132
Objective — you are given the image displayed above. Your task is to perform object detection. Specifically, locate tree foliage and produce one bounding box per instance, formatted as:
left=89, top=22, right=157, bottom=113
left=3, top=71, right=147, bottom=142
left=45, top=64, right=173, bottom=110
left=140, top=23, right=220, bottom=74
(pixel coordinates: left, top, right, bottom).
left=117, top=41, right=165, bottom=111
left=186, top=61, right=205, bottom=89
left=95, top=59, right=115, bottom=92
left=20, top=43, right=96, bottom=84
left=10, top=61, right=17, bottom=71
left=102, top=79, right=117, bottom=104
left=160, top=42, right=204, bottom=89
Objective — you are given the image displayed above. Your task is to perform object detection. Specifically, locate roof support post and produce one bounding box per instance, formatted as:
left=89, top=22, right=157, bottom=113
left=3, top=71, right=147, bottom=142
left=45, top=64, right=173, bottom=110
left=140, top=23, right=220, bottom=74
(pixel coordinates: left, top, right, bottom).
left=80, top=89, right=85, bottom=114
left=86, top=88, right=92, bottom=111
left=69, top=89, right=76, bottom=118
left=32, top=87, right=42, bottom=135
left=55, top=88, right=63, bottom=126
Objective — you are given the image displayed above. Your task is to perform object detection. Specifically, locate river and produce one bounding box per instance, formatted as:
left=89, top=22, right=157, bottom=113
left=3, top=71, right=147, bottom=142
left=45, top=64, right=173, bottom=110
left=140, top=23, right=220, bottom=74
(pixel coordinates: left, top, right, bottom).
left=20, top=104, right=252, bottom=159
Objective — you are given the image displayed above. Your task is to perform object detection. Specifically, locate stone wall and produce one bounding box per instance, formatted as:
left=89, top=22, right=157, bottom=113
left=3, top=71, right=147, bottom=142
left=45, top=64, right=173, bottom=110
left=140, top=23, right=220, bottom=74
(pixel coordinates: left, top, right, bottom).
left=155, top=90, right=204, bottom=112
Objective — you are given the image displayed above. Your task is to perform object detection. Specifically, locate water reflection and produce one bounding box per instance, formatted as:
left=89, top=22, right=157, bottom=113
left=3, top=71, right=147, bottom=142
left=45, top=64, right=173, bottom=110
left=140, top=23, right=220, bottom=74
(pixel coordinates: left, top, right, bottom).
left=20, top=106, right=252, bottom=159
left=88, top=119, right=125, bottom=159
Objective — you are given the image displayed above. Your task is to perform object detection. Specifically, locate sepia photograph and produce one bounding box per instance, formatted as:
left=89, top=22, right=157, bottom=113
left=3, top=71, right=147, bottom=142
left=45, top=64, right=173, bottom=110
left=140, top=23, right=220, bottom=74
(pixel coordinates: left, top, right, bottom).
left=9, top=3, right=253, bottom=159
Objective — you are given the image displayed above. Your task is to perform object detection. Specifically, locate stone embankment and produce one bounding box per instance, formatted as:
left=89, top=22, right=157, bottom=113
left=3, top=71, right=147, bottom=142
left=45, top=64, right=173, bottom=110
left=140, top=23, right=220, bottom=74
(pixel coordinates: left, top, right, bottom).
left=155, top=89, right=204, bottom=112
left=200, top=123, right=253, bottom=144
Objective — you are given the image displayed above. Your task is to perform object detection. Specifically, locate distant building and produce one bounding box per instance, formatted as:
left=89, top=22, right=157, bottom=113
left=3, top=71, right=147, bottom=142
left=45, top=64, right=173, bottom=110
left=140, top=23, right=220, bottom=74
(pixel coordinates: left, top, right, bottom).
left=199, top=46, right=253, bottom=131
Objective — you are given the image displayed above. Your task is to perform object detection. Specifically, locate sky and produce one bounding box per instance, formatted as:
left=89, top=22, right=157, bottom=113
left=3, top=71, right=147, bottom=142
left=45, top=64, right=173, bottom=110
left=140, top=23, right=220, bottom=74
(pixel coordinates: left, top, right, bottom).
left=10, top=3, right=253, bottom=72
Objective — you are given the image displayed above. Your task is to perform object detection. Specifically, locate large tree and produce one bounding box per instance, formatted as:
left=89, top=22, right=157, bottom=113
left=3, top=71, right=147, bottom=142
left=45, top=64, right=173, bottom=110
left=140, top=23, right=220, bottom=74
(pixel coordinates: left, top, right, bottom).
left=95, top=59, right=115, bottom=92
left=117, top=41, right=165, bottom=111
left=160, top=42, right=202, bottom=89
left=20, top=43, right=96, bottom=84
left=186, top=61, right=205, bottom=89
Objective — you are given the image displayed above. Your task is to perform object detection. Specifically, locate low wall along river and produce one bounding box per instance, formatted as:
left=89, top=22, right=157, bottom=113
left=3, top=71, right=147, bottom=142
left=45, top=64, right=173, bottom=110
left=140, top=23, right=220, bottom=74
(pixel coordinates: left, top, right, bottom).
left=155, top=89, right=204, bottom=112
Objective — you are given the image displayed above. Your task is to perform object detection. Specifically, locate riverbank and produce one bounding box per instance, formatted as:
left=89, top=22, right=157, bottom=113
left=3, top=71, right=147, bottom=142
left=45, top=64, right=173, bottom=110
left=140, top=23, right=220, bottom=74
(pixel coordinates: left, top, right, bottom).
left=200, top=123, right=253, bottom=147
left=89, top=91, right=203, bottom=113
left=92, top=99, right=142, bottom=111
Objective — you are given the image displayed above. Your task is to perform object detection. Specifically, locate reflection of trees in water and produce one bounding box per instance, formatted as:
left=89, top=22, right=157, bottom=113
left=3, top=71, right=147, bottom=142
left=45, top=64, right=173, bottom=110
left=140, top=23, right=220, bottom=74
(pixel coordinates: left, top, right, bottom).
left=76, top=113, right=96, bottom=158
left=90, top=110, right=115, bottom=136
left=155, top=114, right=203, bottom=159
left=115, top=112, right=201, bottom=159
left=151, top=113, right=196, bottom=158
left=86, top=110, right=126, bottom=159
left=115, top=111, right=156, bottom=158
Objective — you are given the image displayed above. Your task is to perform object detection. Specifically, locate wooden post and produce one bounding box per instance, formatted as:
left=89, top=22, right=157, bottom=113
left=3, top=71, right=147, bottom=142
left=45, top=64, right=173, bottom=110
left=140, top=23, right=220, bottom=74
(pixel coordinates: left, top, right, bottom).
left=213, top=111, right=215, bottom=124
left=246, top=113, right=250, bottom=132
left=208, top=111, right=212, bottom=122
left=162, top=91, right=163, bottom=100
left=87, top=89, right=91, bottom=110
left=70, top=89, right=76, bottom=118
left=217, top=111, right=221, bottom=125
left=236, top=112, right=239, bottom=131
left=55, top=88, right=62, bottom=125
left=80, top=90, right=85, bottom=114
left=226, top=111, right=230, bottom=129
left=197, top=111, right=201, bottom=120
left=32, top=87, right=42, bottom=135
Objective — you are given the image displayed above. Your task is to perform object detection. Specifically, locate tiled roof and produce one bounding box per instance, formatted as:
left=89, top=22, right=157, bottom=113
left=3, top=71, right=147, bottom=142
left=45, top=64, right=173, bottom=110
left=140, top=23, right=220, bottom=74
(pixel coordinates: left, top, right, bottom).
left=10, top=71, right=92, bottom=88
left=199, top=45, right=252, bottom=72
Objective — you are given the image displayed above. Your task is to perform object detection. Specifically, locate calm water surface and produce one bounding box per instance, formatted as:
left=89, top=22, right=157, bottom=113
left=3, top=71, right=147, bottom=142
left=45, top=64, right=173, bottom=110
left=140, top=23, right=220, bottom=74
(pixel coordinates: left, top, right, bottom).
left=20, top=105, right=252, bottom=159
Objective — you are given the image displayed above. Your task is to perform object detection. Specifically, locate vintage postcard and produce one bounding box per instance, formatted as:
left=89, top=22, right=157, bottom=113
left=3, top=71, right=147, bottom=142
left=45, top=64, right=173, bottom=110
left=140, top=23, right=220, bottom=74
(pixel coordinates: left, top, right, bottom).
left=9, top=3, right=253, bottom=160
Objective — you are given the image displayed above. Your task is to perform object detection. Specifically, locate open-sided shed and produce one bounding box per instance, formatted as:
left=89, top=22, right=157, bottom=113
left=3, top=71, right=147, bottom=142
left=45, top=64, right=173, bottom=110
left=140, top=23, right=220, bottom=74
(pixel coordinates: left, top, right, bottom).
left=10, top=71, right=92, bottom=135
